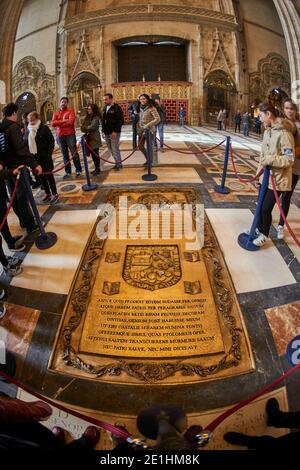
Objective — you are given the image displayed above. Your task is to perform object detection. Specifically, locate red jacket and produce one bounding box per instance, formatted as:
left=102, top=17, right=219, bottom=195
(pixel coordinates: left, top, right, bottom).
left=51, top=108, right=76, bottom=137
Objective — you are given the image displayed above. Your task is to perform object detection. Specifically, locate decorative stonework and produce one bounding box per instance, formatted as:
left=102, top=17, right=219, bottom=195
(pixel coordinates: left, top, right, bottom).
left=68, top=29, right=100, bottom=89
left=64, top=5, right=237, bottom=32
left=205, top=29, right=235, bottom=83
left=249, top=53, right=291, bottom=103
left=12, top=56, right=56, bottom=106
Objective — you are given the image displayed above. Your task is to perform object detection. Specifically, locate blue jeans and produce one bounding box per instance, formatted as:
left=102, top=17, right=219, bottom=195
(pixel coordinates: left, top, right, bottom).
left=105, top=133, right=121, bottom=165
left=154, top=123, right=164, bottom=149
left=243, top=124, right=249, bottom=136
left=58, top=134, right=82, bottom=174
left=179, top=117, right=185, bottom=126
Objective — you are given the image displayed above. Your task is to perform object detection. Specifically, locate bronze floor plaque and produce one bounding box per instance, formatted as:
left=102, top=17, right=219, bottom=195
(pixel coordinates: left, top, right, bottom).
left=49, top=188, right=255, bottom=384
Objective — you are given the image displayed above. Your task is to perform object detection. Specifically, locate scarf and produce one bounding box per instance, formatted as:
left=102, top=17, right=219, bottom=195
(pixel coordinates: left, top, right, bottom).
left=27, top=120, right=41, bottom=155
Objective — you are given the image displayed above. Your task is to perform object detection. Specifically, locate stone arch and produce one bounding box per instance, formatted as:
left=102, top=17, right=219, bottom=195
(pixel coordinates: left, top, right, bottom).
left=41, top=101, right=54, bottom=123
left=203, top=69, right=237, bottom=122
left=68, top=71, right=101, bottom=112
left=15, top=91, right=37, bottom=119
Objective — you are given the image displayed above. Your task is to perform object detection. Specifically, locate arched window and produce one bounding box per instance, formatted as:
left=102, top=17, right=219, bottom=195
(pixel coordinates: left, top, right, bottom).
left=204, top=70, right=237, bottom=122
left=15, top=92, right=36, bottom=120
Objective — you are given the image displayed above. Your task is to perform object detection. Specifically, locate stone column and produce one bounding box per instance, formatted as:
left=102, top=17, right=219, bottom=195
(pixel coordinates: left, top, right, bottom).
left=0, top=0, right=25, bottom=104
left=273, top=0, right=300, bottom=108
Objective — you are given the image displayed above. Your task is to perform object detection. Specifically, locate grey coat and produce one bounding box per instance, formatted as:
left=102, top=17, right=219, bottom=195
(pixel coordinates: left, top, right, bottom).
left=81, top=116, right=102, bottom=149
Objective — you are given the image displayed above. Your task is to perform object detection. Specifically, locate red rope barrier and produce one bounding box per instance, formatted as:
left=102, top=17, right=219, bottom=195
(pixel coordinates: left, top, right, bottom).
left=270, top=171, right=300, bottom=247
left=230, top=145, right=263, bottom=183
left=206, top=362, right=300, bottom=433
left=41, top=142, right=82, bottom=176
left=0, top=176, right=20, bottom=232
left=157, top=137, right=226, bottom=154
left=85, top=138, right=142, bottom=165
left=0, top=370, right=131, bottom=441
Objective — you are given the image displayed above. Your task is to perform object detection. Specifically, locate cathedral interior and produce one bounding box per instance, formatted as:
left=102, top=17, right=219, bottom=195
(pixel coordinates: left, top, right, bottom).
left=0, top=0, right=300, bottom=454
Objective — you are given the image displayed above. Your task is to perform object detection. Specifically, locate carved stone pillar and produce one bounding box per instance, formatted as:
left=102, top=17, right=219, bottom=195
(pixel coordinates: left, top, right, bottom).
left=99, top=25, right=105, bottom=98
left=0, top=0, right=25, bottom=104
left=273, top=0, right=300, bottom=108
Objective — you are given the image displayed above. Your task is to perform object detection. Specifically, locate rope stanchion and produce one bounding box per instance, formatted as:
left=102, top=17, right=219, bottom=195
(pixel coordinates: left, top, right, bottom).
left=0, top=369, right=132, bottom=441
left=85, top=139, right=139, bottom=165
left=205, top=362, right=300, bottom=434
left=21, top=168, right=58, bottom=250
left=237, top=166, right=270, bottom=251
left=41, top=142, right=81, bottom=176
left=230, top=144, right=264, bottom=183
left=81, top=137, right=98, bottom=192
left=157, top=137, right=226, bottom=155
left=0, top=176, right=20, bottom=232
left=214, top=136, right=231, bottom=194
left=142, top=128, right=158, bottom=181
left=270, top=171, right=300, bottom=247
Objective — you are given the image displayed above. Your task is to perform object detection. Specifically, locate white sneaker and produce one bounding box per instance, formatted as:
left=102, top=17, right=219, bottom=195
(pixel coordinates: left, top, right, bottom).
left=0, top=304, right=6, bottom=320
left=253, top=234, right=269, bottom=247
left=277, top=225, right=284, bottom=240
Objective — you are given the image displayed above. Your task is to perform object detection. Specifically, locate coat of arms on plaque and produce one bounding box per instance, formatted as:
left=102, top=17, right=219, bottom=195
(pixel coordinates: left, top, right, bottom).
left=123, top=245, right=181, bottom=291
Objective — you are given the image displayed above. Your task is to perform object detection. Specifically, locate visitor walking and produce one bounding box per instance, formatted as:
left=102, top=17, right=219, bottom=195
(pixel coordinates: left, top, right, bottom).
left=249, top=102, right=295, bottom=247
left=242, top=111, right=250, bottom=136
left=179, top=106, right=185, bottom=127
left=234, top=111, right=242, bottom=133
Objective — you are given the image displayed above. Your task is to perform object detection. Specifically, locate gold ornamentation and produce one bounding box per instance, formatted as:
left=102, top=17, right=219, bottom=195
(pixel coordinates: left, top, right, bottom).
left=184, top=281, right=202, bottom=295
left=103, top=281, right=120, bottom=295
left=123, top=245, right=182, bottom=291
left=105, top=252, right=121, bottom=263
left=52, top=188, right=252, bottom=383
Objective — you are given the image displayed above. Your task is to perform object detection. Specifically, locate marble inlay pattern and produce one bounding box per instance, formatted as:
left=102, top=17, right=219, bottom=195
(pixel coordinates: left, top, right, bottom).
left=265, top=301, right=300, bottom=356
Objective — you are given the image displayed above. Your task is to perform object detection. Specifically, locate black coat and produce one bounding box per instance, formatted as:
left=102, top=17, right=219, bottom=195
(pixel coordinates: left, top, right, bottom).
left=0, top=119, right=38, bottom=170
left=102, top=103, right=124, bottom=135
left=25, top=123, right=55, bottom=172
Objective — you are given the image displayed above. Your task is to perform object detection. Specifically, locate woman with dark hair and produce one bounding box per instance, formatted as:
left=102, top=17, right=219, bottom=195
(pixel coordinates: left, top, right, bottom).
left=137, top=94, right=160, bottom=166
left=249, top=102, right=295, bottom=247
left=81, top=103, right=102, bottom=175
left=276, top=99, right=300, bottom=239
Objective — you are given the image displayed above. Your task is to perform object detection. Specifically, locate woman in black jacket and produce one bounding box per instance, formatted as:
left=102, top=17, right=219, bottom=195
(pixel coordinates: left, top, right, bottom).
left=26, top=112, right=58, bottom=204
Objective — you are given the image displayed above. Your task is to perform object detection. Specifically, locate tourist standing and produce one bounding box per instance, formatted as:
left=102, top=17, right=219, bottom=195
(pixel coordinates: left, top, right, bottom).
left=222, top=108, right=228, bottom=131
left=217, top=109, right=223, bottom=130
left=242, top=111, right=250, bottom=136
left=25, top=111, right=58, bottom=205
left=102, top=93, right=124, bottom=170
left=137, top=94, right=160, bottom=165
left=254, top=116, right=262, bottom=135
left=51, top=97, right=82, bottom=179
left=234, top=111, right=242, bottom=133
left=250, top=102, right=295, bottom=247
left=128, top=99, right=139, bottom=149
left=81, top=104, right=102, bottom=175
left=276, top=99, right=300, bottom=239
left=154, top=97, right=166, bottom=152
left=0, top=102, right=42, bottom=234
left=179, top=106, right=185, bottom=127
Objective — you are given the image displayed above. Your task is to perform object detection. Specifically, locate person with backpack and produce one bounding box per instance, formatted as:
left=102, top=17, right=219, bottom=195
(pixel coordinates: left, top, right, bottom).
left=0, top=103, right=42, bottom=235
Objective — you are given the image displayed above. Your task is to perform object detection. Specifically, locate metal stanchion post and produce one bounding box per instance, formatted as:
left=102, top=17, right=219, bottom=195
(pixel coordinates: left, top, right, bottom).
left=238, top=167, right=270, bottom=251
left=214, top=136, right=231, bottom=194
left=142, top=128, right=158, bottom=182
left=81, top=137, right=98, bottom=192
left=21, top=168, right=57, bottom=249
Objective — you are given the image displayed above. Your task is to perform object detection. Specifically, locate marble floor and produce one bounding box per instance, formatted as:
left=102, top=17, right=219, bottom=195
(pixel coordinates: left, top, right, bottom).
left=1, top=124, right=300, bottom=450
